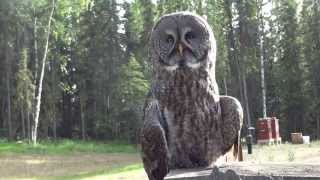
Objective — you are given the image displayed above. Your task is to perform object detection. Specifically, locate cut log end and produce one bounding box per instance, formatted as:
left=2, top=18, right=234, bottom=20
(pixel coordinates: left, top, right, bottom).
left=165, top=162, right=320, bottom=180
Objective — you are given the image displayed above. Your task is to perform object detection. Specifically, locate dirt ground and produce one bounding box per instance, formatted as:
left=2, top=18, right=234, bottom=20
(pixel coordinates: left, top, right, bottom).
left=90, top=169, right=147, bottom=180
left=1, top=143, right=320, bottom=179
left=0, top=153, right=142, bottom=179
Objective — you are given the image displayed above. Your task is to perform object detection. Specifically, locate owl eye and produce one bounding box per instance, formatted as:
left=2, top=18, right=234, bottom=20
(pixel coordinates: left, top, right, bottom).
left=185, top=31, right=196, bottom=41
left=166, top=35, right=174, bottom=44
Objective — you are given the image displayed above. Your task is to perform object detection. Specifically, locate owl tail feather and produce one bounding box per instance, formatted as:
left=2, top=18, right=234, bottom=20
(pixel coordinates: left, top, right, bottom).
left=224, top=135, right=243, bottom=162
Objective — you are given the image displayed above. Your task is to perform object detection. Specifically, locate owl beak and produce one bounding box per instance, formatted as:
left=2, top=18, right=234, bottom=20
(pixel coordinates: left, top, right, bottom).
left=178, top=44, right=183, bottom=56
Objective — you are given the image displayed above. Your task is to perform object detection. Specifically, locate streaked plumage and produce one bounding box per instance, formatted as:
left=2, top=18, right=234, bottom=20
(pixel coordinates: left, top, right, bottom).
left=141, top=12, right=243, bottom=180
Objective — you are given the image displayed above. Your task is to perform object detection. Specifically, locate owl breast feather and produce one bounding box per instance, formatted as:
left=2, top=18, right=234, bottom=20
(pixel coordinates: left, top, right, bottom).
left=155, top=71, right=223, bottom=168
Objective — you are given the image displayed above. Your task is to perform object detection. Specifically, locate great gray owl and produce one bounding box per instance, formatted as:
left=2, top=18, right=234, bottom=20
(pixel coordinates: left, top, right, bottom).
left=141, top=12, right=243, bottom=180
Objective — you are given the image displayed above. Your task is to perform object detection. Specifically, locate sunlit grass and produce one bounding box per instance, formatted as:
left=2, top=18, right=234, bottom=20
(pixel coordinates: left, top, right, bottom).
left=0, top=139, right=138, bottom=155
left=244, top=140, right=320, bottom=163
left=0, top=164, right=145, bottom=180
left=57, top=163, right=144, bottom=180
left=102, top=169, right=146, bottom=180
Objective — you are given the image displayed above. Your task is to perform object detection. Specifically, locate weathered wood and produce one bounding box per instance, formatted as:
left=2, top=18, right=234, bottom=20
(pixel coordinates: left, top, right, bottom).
left=165, top=162, right=320, bottom=180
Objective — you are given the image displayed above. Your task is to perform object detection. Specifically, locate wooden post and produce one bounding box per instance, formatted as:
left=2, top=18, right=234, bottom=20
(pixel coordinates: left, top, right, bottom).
left=165, top=163, right=320, bottom=180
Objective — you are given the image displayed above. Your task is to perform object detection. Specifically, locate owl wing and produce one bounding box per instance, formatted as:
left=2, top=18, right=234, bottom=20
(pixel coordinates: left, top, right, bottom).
left=219, top=96, right=243, bottom=161
left=141, top=96, right=169, bottom=180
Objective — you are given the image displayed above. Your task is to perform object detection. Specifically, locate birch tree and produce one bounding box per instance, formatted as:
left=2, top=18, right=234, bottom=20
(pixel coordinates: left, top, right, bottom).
left=32, top=0, right=55, bottom=145
left=257, top=0, right=267, bottom=118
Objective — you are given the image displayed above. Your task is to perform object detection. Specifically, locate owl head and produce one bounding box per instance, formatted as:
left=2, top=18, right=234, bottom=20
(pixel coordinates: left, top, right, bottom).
left=149, top=12, right=216, bottom=75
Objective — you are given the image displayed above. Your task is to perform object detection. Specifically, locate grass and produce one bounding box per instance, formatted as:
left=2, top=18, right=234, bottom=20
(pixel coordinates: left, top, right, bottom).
left=1, top=139, right=319, bottom=179
left=96, top=163, right=143, bottom=175
left=0, top=139, right=138, bottom=155
left=244, top=140, right=320, bottom=163
left=0, top=139, right=144, bottom=179
left=59, top=163, right=144, bottom=180
left=0, top=163, right=145, bottom=180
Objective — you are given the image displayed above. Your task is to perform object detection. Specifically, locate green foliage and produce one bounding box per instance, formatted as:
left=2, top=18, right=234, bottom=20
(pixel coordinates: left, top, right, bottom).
left=272, top=0, right=307, bottom=138
left=299, top=0, right=320, bottom=138
left=15, top=48, right=35, bottom=111
left=114, top=55, right=149, bottom=107
left=0, top=0, right=320, bottom=142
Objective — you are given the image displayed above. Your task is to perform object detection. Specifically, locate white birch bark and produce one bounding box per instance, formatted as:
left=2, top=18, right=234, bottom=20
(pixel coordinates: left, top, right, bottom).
left=32, top=0, right=55, bottom=145
left=258, top=0, right=267, bottom=118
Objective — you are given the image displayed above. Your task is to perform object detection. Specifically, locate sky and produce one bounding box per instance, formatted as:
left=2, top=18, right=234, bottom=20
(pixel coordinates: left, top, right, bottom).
left=118, top=0, right=303, bottom=16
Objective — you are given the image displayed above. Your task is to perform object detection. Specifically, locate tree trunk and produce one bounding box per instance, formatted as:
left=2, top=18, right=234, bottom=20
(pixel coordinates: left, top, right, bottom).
left=53, top=110, right=57, bottom=140
left=80, top=97, right=86, bottom=140
left=223, top=77, right=228, bottom=95
left=258, top=0, right=267, bottom=118
left=1, top=99, right=5, bottom=129
left=93, top=99, right=97, bottom=138
left=236, top=61, right=245, bottom=107
left=317, top=117, right=320, bottom=139
left=32, top=0, right=55, bottom=145
left=21, top=106, right=25, bottom=139
left=27, top=110, right=30, bottom=143
left=243, top=74, right=251, bottom=128
left=31, top=8, right=39, bottom=139
left=6, top=66, right=12, bottom=140
left=61, top=93, right=73, bottom=138
left=5, top=41, right=13, bottom=140
left=81, top=111, right=85, bottom=140
left=33, top=7, right=39, bottom=85
left=224, top=0, right=244, bottom=105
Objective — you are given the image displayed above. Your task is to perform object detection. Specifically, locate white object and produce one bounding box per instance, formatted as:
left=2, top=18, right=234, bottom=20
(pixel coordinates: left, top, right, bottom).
left=303, top=136, right=310, bottom=144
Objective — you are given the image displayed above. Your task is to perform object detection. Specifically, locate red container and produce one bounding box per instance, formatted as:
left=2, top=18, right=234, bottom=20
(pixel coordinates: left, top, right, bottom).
left=271, top=117, right=280, bottom=139
left=257, top=118, right=273, bottom=144
left=291, top=133, right=303, bottom=144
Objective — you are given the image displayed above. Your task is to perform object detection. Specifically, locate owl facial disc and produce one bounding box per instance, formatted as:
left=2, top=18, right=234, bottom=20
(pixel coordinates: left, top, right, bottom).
left=150, top=12, right=215, bottom=72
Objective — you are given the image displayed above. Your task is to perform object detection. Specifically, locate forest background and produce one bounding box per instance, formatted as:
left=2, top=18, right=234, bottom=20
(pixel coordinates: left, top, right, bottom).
left=0, top=0, right=319, bottom=144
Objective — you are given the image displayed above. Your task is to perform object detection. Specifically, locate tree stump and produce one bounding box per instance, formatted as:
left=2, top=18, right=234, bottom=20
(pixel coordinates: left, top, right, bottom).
left=165, top=162, right=320, bottom=180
